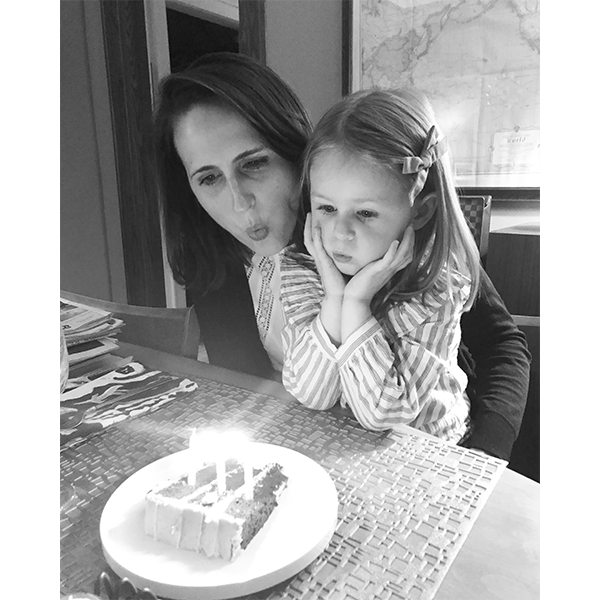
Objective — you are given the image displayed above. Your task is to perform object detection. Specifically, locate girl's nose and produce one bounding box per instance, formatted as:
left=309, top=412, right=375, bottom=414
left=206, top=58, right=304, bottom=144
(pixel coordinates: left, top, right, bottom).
left=228, top=178, right=255, bottom=212
left=333, top=215, right=355, bottom=240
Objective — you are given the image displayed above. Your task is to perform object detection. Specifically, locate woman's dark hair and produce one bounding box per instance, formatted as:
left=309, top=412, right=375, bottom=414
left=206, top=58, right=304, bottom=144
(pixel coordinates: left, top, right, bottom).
left=153, top=52, right=313, bottom=292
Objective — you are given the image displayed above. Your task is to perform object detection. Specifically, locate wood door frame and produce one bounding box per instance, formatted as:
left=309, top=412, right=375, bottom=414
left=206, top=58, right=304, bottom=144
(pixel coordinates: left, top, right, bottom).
left=99, top=0, right=265, bottom=307
left=99, top=0, right=166, bottom=307
left=238, top=0, right=266, bottom=62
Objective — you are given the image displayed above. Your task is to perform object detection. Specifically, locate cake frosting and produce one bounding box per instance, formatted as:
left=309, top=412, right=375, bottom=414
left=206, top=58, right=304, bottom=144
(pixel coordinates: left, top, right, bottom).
left=144, top=458, right=288, bottom=560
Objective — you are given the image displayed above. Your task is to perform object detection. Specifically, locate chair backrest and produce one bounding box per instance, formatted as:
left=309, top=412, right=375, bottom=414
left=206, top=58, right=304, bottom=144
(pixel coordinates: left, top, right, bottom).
left=60, top=291, right=201, bottom=359
left=458, top=195, right=492, bottom=261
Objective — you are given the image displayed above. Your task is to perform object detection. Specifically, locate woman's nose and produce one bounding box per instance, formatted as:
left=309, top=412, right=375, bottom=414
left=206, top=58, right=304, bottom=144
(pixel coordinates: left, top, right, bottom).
left=228, top=178, right=255, bottom=212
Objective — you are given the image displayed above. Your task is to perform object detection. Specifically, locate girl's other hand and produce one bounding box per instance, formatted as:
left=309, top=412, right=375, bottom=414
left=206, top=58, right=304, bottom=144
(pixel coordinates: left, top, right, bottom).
left=304, top=214, right=346, bottom=299
left=345, top=225, right=415, bottom=305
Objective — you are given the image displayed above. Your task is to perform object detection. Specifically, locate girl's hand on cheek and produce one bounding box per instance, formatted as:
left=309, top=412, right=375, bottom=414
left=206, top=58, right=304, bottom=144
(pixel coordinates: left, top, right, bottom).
left=391, top=224, right=415, bottom=272
left=304, top=213, right=346, bottom=299
left=303, top=213, right=318, bottom=258
left=345, top=225, right=415, bottom=305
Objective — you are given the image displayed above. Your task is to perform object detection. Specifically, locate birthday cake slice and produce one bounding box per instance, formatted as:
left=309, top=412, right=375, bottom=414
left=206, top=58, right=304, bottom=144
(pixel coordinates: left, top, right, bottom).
left=144, top=458, right=288, bottom=561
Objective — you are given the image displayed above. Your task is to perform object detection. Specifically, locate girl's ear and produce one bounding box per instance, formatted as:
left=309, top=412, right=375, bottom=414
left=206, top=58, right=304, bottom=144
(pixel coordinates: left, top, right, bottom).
left=411, top=192, right=437, bottom=230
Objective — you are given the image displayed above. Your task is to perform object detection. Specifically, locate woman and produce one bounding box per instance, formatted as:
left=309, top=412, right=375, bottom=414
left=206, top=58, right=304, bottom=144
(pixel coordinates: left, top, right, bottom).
left=153, top=52, right=530, bottom=460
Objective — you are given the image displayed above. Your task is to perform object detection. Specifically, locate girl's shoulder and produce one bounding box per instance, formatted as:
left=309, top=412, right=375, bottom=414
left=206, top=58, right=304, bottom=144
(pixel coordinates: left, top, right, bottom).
left=447, top=267, right=472, bottom=306
left=279, top=247, right=322, bottom=300
left=390, top=267, right=470, bottom=317
left=280, top=245, right=318, bottom=274
left=384, top=270, right=470, bottom=334
left=425, top=266, right=471, bottom=307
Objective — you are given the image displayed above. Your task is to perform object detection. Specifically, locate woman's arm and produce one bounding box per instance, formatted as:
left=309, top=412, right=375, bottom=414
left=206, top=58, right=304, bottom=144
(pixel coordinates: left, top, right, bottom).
left=458, top=268, right=531, bottom=459
left=189, top=260, right=275, bottom=379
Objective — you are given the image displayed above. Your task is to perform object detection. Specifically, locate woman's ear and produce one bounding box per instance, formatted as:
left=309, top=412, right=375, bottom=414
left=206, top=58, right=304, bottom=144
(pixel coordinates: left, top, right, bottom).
left=411, top=192, right=437, bottom=230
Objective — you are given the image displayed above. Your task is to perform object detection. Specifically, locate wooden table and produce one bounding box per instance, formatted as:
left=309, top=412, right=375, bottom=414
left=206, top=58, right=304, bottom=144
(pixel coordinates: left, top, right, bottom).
left=61, top=342, right=539, bottom=600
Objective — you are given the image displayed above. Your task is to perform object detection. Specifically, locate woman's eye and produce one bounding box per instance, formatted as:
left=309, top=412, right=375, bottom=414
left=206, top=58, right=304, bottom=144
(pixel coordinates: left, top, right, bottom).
left=243, top=156, right=269, bottom=170
left=198, top=172, right=220, bottom=187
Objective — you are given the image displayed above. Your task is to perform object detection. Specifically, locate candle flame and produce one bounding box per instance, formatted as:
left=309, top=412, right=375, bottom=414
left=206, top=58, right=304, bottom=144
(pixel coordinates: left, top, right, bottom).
left=187, top=428, right=253, bottom=493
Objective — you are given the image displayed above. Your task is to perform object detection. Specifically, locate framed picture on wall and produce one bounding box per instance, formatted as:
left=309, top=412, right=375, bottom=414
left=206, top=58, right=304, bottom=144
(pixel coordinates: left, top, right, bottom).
left=343, top=0, right=540, bottom=191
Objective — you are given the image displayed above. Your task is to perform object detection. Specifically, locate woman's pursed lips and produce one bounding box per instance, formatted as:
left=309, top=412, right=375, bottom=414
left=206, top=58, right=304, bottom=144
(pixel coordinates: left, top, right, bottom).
left=247, top=225, right=269, bottom=241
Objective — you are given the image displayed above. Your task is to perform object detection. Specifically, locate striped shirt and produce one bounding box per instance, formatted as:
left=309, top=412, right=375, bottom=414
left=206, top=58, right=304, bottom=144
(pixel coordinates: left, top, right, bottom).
left=280, top=250, right=471, bottom=442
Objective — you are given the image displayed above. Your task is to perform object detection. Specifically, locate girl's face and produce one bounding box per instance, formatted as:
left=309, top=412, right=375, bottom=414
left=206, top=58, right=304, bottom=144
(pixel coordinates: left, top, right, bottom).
left=310, top=149, right=413, bottom=276
left=173, top=104, right=299, bottom=256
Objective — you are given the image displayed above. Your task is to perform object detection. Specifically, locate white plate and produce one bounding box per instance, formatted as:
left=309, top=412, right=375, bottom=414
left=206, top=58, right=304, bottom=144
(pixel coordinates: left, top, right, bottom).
left=100, top=443, right=339, bottom=600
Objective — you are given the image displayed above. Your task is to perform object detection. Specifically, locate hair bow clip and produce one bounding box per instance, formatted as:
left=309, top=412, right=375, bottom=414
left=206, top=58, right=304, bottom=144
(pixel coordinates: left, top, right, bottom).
left=401, top=125, right=448, bottom=204
left=402, top=126, right=448, bottom=175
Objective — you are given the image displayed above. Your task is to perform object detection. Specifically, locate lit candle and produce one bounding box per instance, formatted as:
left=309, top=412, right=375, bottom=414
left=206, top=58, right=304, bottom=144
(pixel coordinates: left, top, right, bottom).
left=187, top=428, right=198, bottom=486
left=222, top=431, right=253, bottom=499
left=243, top=457, right=254, bottom=500
left=215, top=443, right=226, bottom=495
left=240, top=433, right=254, bottom=499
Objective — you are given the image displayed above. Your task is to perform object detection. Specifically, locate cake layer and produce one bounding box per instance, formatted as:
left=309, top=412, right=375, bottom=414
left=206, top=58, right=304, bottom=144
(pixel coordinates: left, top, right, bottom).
left=217, top=463, right=288, bottom=560
left=144, top=459, right=245, bottom=548
left=145, top=460, right=288, bottom=560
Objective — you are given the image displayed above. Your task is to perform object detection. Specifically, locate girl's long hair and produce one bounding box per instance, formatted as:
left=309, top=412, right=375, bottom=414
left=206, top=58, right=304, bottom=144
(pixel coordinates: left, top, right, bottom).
left=153, top=52, right=312, bottom=293
left=301, top=88, right=481, bottom=317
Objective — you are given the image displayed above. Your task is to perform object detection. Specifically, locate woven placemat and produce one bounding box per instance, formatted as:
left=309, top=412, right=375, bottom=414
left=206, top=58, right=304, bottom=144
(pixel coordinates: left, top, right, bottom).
left=61, top=375, right=505, bottom=600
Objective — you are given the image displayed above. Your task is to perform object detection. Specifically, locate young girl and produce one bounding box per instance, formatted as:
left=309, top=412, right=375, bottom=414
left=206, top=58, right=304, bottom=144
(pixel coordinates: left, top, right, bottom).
left=280, top=88, right=481, bottom=442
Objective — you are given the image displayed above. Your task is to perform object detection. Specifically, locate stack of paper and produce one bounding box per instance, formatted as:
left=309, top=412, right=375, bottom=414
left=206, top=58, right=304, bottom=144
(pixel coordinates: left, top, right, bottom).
left=60, top=298, right=125, bottom=378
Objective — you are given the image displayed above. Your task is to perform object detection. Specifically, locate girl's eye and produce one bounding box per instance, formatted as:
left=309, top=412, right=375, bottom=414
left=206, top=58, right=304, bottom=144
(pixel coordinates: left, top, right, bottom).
left=315, top=204, right=336, bottom=214
left=358, top=210, right=377, bottom=219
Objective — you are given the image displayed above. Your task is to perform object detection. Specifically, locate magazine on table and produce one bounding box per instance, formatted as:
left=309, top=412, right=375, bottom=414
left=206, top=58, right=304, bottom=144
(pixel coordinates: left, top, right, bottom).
left=63, top=317, right=124, bottom=347
left=66, top=337, right=120, bottom=366
left=60, top=298, right=113, bottom=337
left=60, top=361, right=199, bottom=447
left=60, top=297, right=125, bottom=366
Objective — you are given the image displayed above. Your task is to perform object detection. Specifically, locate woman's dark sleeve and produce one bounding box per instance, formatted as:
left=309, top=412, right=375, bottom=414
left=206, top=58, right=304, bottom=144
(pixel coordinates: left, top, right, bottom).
left=188, top=261, right=275, bottom=379
left=458, top=268, right=531, bottom=460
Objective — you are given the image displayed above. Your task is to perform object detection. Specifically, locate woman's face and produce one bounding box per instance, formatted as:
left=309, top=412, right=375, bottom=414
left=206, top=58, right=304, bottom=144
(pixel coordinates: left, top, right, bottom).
left=173, top=104, right=299, bottom=256
left=310, top=149, right=413, bottom=276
